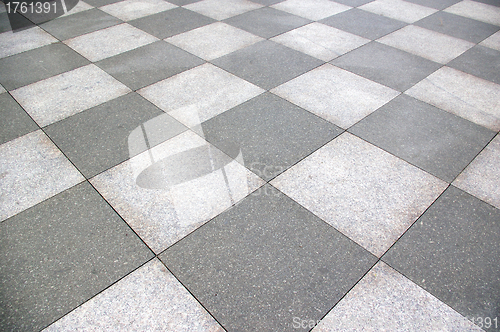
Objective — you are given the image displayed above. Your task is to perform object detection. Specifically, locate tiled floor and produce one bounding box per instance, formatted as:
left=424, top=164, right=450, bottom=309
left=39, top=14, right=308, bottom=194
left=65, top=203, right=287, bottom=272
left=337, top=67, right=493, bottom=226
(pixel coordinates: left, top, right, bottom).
left=0, top=0, right=499, bottom=331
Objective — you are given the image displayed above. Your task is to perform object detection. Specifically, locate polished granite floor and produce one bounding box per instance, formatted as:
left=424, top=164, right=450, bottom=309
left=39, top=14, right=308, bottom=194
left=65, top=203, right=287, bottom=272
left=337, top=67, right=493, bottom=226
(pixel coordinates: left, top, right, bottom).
left=1, top=0, right=500, bottom=330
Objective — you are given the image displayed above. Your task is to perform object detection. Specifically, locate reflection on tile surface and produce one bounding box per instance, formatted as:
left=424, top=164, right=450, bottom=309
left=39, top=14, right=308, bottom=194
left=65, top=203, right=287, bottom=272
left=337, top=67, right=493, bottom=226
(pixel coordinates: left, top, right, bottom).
left=11, top=65, right=130, bottom=127
left=313, top=262, right=482, bottom=332
left=271, top=133, right=447, bottom=257
left=406, top=66, right=500, bottom=131
left=271, top=23, right=369, bottom=61
left=139, top=63, right=264, bottom=127
left=0, top=130, right=84, bottom=222
left=271, top=64, right=399, bottom=128
left=91, top=130, right=264, bottom=253
left=44, top=259, right=224, bottom=332
left=454, top=135, right=500, bottom=209
left=1, top=182, right=152, bottom=331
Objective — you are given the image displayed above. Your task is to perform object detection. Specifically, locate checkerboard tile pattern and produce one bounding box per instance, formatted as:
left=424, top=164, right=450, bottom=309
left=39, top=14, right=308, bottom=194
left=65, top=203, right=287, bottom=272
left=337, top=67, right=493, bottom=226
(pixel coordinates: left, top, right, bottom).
left=1, top=0, right=499, bottom=331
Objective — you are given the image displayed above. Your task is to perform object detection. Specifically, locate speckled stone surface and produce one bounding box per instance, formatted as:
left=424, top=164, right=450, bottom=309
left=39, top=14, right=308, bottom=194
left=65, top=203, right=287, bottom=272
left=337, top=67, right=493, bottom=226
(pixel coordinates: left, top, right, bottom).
left=11, top=64, right=130, bottom=127
left=161, top=185, right=377, bottom=332
left=0, top=26, right=57, bottom=59
left=139, top=63, right=264, bottom=128
left=406, top=66, right=500, bottom=131
left=313, top=262, right=483, bottom=332
left=448, top=45, right=500, bottom=85
left=166, top=22, right=263, bottom=61
left=271, top=0, right=351, bottom=21
left=184, top=0, right=263, bottom=20
left=359, top=0, right=437, bottom=23
left=454, top=135, right=500, bottom=209
left=271, top=23, right=369, bottom=61
left=0, top=182, right=153, bottom=331
left=0, top=93, right=38, bottom=145
left=44, top=259, right=224, bottom=332
left=91, top=130, right=264, bottom=253
left=271, top=64, right=399, bottom=129
left=0, top=130, right=84, bottom=222
left=481, top=30, right=500, bottom=51
left=383, top=186, right=500, bottom=327
left=100, top=0, right=176, bottom=21
left=444, top=0, right=500, bottom=26
left=378, top=25, right=474, bottom=64
left=271, top=132, right=447, bottom=257
left=349, top=94, right=496, bottom=182
left=64, top=23, right=158, bottom=62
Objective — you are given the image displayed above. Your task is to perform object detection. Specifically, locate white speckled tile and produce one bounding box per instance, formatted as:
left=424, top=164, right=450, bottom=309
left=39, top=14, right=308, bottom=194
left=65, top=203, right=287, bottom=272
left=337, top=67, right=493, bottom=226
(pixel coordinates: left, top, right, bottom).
left=480, top=30, right=500, bottom=51
left=0, top=85, right=5, bottom=94
left=405, top=66, right=500, bottom=131
left=312, top=262, right=482, bottom=332
left=0, top=130, right=84, bottom=222
left=64, top=23, right=158, bottom=61
left=90, top=130, right=264, bottom=253
left=378, top=25, right=474, bottom=64
left=43, top=259, right=225, bottom=332
left=166, top=22, right=263, bottom=61
left=138, top=63, right=264, bottom=128
left=444, top=0, right=500, bottom=26
left=10, top=64, right=131, bottom=127
left=271, top=132, right=447, bottom=257
left=271, top=0, right=351, bottom=21
left=359, top=0, right=437, bottom=23
left=100, top=0, right=177, bottom=21
left=270, top=23, right=369, bottom=62
left=453, top=135, right=500, bottom=209
left=59, top=1, right=94, bottom=17
left=0, top=27, right=58, bottom=59
left=271, top=64, right=399, bottom=129
left=184, top=0, right=263, bottom=20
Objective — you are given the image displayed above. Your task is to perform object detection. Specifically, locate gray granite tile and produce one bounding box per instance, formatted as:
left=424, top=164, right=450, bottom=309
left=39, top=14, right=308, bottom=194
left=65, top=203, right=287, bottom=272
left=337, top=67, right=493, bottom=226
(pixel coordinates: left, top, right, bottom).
left=44, top=259, right=223, bottom=331
left=64, top=23, right=158, bottom=62
left=271, top=0, right=351, bottom=21
left=271, top=133, right=447, bottom=257
left=481, top=30, right=500, bottom=50
left=168, top=0, right=201, bottom=4
left=405, top=66, right=500, bottom=131
left=0, top=84, right=5, bottom=93
left=359, top=0, right=437, bottom=23
left=271, top=22, right=369, bottom=61
left=166, top=22, right=263, bottom=61
left=224, top=6, right=311, bottom=39
left=201, top=93, right=342, bottom=181
left=404, top=0, right=461, bottom=9
left=11, top=64, right=131, bottom=127
left=84, top=0, right=122, bottom=6
left=379, top=25, right=474, bottom=64
left=383, top=185, right=500, bottom=329
left=249, top=0, right=284, bottom=5
left=40, top=8, right=122, bottom=41
left=472, top=0, right=500, bottom=6
left=444, top=0, right=500, bottom=26
left=313, top=262, right=483, bottom=332
left=0, top=130, right=84, bottom=222
left=448, top=45, right=500, bottom=84
left=0, top=11, right=34, bottom=33
left=350, top=94, right=496, bottom=182
left=0, top=26, right=57, bottom=59
left=129, top=7, right=215, bottom=39
left=212, top=40, right=323, bottom=90
left=331, top=41, right=440, bottom=91
left=0, top=43, right=89, bottom=91
left=184, top=0, right=263, bottom=20
left=319, top=8, right=407, bottom=40
left=96, top=41, right=204, bottom=90
left=0, top=182, right=153, bottom=332
left=454, top=135, right=500, bottom=209
left=138, top=63, right=264, bottom=127
left=271, top=64, right=399, bottom=128
left=415, top=11, right=499, bottom=44
left=45, top=93, right=187, bottom=178
left=160, top=185, right=377, bottom=332
left=91, top=130, right=264, bottom=253
left=0, top=93, right=37, bottom=145
left=100, top=0, right=176, bottom=21
left=332, top=0, right=374, bottom=6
